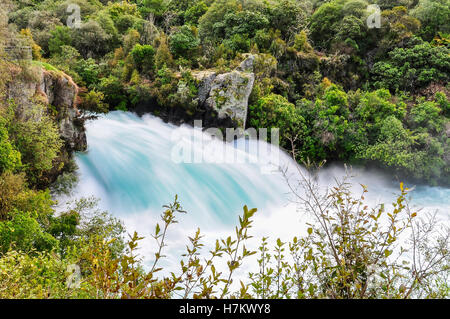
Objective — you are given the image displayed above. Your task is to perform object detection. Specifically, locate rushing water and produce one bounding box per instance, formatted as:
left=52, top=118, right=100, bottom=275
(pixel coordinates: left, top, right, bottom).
left=69, top=111, right=449, bottom=275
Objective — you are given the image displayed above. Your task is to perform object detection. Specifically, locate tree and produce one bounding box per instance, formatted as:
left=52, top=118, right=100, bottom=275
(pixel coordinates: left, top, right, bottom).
left=372, top=39, right=450, bottom=92
left=139, top=0, right=168, bottom=19
left=354, top=89, right=407, bottom=140
left=96, top=75, right=128, bottom=110
left=0, top=211, right=59, bottom=254
left=20, top=28, right=43, bottom=60
left=309, top=0, right=372, bottom=52
left=48, top=26, right=72, bottom=56
left=248, top=94, right=306, bottom=150
left=72, top=20, right=111, bottom=58
left=169, top=25, right=200, bottom=59
left=0, top=124, right=21, bottom=173
left=5, top=105, right=63, bottom=185
left=184, top=1, right=208, bottom=26
left=410, top=100, right=443, bottom=133
left=309, top=0, right=345, bottom=50
left=78, top=89, right=109, bottom=114
left=360, top=115, right=422, bottom=173
left=268, top=0, right=307, bottom=40
left=130, top=43, right=155, bottom=73
left=74, top=58, right=101, bottom=88
left=198, top=0, right=240, bottom=41
left=154, top=34, right=174, bottom=69
left=411, top=0, right=450, bottom=41
left=380, top=6, right=421, bottom=48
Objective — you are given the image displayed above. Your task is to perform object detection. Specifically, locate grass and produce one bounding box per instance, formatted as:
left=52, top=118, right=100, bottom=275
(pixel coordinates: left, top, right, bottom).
left=31, top=60, right=60, bottom=73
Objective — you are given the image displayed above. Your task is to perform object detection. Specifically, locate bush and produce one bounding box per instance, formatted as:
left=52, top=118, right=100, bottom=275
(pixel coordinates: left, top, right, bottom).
left=48, top=26, right=72, bottom=56
left=0, top=212, right=59, bottom=254
left=0, top=124, right=21, bottom=173
left=372, top=40, right=450, bottom=92
left=3, top=104, right=63, bottom=185
left=249, top=94, right=306, bottom=149
left=169, top=25, right=200, bottom=59
left=130, top=44, right=155, bottom=73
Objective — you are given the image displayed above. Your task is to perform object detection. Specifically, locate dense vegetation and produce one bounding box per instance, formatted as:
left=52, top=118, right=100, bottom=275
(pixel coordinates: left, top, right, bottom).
left=0, top=0, right=449, bottom=299
left=3, top=0, right=449, bottom=185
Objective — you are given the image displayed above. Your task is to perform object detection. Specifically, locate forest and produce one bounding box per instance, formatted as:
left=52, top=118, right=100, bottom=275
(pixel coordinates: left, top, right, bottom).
left=0, top=0, right=449, bottom=299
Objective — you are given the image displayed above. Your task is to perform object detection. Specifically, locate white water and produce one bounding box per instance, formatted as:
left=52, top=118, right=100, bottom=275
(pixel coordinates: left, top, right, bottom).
left=68, top=111, right=450, bottom=281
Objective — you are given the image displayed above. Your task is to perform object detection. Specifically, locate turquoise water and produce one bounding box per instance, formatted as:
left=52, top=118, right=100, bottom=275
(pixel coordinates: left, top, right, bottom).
left=74, top=111, right=450, bottom=224
left=71, top=111, right=449, bottom=273
left=69, top=111, right=450, bottom=277
left=74, top=111, right=292, bottom=228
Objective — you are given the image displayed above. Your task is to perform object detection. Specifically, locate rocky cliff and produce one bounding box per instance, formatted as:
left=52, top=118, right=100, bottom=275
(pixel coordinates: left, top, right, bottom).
left=6, top=64, right=87, bottom=152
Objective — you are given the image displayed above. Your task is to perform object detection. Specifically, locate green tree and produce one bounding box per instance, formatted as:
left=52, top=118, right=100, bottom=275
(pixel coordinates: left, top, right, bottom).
left=0, top=124, right=21, bottom=173
left=130, top=43, right=156, bottom=73
left=96, top=75, right=128, bottom=110
left=372, top=39, right=450, bottom=92
left=6, top=105, right=63, bottom=185
left=410, top=100, right=443, bottom=133
left=248, top=94, right=306, bottom=150
left=411, top=0, right=450, bottom=41
left=0, top=211, right=59, bottom=254
left=184, top=1, right=208, bottom=26
left=169, top=25, right=200, bottom=59
left=198, top=0, right=240, bottom=42
left=72, top=20, right=111, bottom=58
left=360, top=115, right=422, bottom=173
left=48, top=26, right=72, bottom=56
left=139, top=0, right=168, bottom=19
left=309, top=0, right=345, bottom=50
left=268, top=0, right=307, bottom=40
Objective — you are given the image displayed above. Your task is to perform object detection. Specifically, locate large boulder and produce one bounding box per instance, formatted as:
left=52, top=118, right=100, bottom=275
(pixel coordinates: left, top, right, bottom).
left=194, top=55, right=256, bottom=128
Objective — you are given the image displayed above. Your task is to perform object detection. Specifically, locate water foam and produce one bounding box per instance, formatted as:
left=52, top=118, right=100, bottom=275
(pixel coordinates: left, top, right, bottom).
left=69, top=111, right=449, bottom=283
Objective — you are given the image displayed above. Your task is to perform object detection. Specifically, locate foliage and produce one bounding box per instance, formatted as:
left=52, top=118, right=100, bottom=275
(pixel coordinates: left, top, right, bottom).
left=78, top=89, right=109, bottom=114
left=411, top=0, right=450, bottom=41
left=372, top=39, right=450, bottom=92
left=72, top=20, right=112, bottom=58
left=248, top=94, right=306, bottom=149
left=130, top=44, right=155, bottom=73
left=0, top=211, right=59, bottom=254
left=0, top=0, right=449, bottom=300
left=0, top=123, right=21, bottom=173
left=270, top=170, right=450, bottom=299
left=169, top=25, right=200, bottom=59
left=184, top=1, right=208, bottom=26
left=48, top=26, right=72, bottom=56
left=0, top=249, right=78, bottom=299
left=4, top=104, right=63, bottom=185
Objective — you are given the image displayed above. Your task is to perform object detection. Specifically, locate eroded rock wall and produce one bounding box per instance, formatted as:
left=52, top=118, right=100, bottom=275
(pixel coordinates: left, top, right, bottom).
left=6, top=66, right=87, bottom=152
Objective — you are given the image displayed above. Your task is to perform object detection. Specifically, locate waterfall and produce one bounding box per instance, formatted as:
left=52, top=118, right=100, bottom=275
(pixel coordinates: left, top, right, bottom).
left=71, top=111, right=450, bottom=274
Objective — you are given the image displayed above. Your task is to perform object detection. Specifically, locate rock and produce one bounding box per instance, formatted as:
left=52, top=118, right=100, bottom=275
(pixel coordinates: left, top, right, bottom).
left=192, top=70, right=217, bottom=106
left=237, top=53, right=255, bottom=73
left=205, top=70, right=255, bottom=128
left=6, top=66, right=87, bottom=152
left=193, top=55, right=256, bottom=128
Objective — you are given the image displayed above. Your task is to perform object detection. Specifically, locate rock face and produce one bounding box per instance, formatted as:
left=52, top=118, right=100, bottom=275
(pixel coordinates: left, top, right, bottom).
left=194, top=54, right=255, bottom=128
left=6, top=67, right=87, bottom=152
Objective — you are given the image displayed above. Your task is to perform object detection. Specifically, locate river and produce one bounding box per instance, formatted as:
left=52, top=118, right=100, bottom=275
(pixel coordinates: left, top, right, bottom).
left=68, top=111, right=450, bottom=279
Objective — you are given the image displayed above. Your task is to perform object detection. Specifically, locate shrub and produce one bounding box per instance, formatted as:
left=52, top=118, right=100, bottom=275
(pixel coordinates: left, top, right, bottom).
left=169, top=25, right=200, bottom=59
left=130, top=44, right=155, bottom=73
